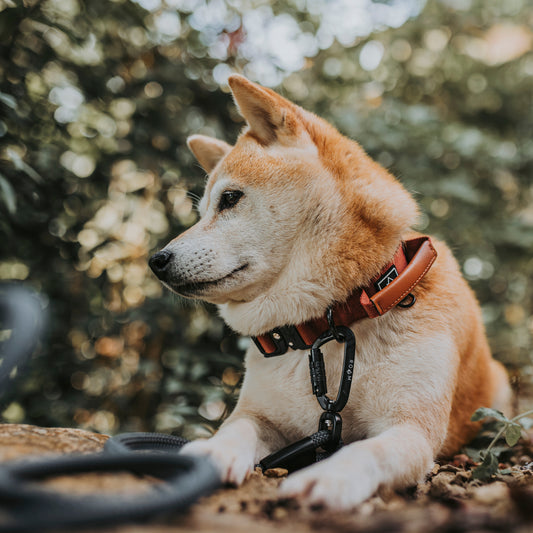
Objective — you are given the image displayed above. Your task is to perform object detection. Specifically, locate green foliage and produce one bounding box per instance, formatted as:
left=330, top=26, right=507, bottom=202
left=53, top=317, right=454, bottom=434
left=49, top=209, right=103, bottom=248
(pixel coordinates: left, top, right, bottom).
left=505, top=423, right=522, bottom=447
left=469, top=407, right=533, bottom=481
left=1, top=0, right=532, bottom=436
left=472, top=450, right=499, bottom=482
left=471, top=407, right=508, bottom=423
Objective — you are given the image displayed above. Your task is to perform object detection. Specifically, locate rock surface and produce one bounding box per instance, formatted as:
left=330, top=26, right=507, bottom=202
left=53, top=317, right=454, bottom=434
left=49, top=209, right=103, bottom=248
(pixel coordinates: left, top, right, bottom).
left=0, top=423, right=108, bottom=460
left=1, top=423, right=533, bottom=532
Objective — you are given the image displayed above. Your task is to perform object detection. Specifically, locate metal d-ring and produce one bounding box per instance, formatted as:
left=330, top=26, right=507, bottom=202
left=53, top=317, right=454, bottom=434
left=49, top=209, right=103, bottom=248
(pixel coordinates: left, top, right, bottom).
left=397, top=293, right=416, bottom=308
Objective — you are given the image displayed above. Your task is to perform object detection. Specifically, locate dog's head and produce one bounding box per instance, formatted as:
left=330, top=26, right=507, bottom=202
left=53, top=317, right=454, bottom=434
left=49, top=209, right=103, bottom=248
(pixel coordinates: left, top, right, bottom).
left=150, top=75, right=419, bottom=335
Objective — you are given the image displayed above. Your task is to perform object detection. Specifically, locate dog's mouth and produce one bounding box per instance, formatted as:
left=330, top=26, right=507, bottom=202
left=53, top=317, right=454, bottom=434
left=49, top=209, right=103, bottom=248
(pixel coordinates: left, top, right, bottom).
left=169, top=263, right=249, bottom=297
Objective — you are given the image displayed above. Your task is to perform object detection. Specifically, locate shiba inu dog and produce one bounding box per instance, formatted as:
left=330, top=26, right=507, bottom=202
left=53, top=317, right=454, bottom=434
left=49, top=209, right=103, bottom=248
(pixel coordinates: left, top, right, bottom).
left=149, top=75, right=511, bottom=510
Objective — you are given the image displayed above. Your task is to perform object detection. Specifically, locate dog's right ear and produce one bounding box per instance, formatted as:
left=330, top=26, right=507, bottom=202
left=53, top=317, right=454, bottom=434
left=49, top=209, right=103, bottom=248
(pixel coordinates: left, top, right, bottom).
left=228, top=74, right=302, bottom=146
left=187, top=134, right=232, bottom=173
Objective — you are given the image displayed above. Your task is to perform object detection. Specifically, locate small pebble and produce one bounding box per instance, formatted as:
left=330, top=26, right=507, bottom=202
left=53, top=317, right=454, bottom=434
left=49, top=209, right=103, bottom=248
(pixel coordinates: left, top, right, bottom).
left=273, top=507, right=288, bottom=519
left=264, top=468, right=288, bottom=478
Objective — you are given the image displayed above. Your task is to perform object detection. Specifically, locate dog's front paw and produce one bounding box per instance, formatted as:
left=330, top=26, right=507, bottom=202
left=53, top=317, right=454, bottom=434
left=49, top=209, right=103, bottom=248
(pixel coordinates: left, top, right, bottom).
left=180, top=438, right=255, bottom=486
left=279, top=448, right=380, bottom=510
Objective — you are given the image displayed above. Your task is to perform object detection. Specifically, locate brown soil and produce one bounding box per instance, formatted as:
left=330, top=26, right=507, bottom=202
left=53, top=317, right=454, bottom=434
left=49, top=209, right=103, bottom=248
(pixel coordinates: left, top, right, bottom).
left=2, top=423, right=533, bottom=532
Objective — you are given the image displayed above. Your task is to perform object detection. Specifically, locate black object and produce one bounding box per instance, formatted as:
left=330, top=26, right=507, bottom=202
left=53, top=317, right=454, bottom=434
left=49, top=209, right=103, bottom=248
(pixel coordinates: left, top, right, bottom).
left=398, top=293, right=416, bottom=308
left=252, top=324, right=313, bottom=357
left=375, top=265, right=399, bottom=291
left=309, top=325, right=356, bottom=413
left=0, top=452, right=220, bottom=533
left=317, top=411, right=343, bottom=453
left=104, top=431, right=190, bottom=454
left=260, top=429, right=331, bottom=472
left=259, top=320, right=356, bottom=472
left=148, top=249, right=172, bottom=279
left=0, top=283, right=46, bottom=402
left=0, top=421, right=220, bottom=532
left=0, top=283, right=221, bottom=532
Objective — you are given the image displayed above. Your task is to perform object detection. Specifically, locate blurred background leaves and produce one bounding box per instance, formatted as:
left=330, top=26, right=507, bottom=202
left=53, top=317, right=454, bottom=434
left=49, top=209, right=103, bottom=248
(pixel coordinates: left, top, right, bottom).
left=0, top=0, right=532, bottom=436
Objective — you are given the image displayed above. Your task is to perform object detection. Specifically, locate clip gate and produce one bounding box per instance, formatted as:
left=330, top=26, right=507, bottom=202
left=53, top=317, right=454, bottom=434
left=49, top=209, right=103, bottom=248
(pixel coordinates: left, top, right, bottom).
left=309, top=325, right=356, bottom=413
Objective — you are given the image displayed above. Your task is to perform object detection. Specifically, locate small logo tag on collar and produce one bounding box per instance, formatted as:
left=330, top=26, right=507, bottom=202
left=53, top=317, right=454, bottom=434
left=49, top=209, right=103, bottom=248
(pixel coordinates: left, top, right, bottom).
left=375, top=265, right=399, bottom=291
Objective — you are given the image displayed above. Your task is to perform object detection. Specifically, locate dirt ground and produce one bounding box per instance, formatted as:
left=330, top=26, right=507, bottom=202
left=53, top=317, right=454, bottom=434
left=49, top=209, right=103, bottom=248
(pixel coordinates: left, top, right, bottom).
left=3, top=422, right=533, bottom=533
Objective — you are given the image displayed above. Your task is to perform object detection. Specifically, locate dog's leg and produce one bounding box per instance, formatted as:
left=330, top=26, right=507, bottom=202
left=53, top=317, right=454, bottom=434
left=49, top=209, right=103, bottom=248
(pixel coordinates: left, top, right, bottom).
left=180, top=416, right=271, bottom=485
left=280, top=423, right=434, bottom=510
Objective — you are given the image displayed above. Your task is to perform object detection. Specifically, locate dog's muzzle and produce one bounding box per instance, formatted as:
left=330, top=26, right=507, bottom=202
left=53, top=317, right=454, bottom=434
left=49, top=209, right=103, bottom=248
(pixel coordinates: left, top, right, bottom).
left=149, top=250, right=172, bottom=281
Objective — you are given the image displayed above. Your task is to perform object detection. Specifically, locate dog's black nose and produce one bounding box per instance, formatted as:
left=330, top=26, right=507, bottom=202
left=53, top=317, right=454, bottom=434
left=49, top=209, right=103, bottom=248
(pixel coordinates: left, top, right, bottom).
left=149, top=250, right=172, bottom=279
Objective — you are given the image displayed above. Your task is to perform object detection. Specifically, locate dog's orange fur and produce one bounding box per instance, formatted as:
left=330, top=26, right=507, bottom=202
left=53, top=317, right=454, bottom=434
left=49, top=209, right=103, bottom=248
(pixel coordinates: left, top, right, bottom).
left=404, top=237, right=509, bottom=456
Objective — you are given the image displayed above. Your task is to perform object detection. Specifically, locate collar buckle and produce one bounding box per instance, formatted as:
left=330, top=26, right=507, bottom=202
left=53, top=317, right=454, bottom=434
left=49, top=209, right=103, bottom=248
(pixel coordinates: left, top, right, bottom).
left=252, top=326, right=313, bottom=357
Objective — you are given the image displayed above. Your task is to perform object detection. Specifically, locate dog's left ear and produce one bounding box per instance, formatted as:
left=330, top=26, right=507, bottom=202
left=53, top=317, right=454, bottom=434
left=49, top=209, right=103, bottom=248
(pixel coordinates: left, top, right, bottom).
left=228, top=74, right=301, bottom=145
left=187, top=134, right=232, bottom=173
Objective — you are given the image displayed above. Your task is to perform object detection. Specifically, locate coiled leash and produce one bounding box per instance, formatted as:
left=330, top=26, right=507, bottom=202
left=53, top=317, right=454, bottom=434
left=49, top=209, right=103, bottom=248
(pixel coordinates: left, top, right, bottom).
left=0, top=451, right=219, bottom=533
left=104, top=431, right=190, bottom=454
left=0, top=284, right=221, bottom=532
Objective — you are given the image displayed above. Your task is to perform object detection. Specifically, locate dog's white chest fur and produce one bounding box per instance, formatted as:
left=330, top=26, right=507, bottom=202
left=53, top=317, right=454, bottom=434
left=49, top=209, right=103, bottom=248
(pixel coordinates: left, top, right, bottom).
left=240, top=312, right=455, bottom=449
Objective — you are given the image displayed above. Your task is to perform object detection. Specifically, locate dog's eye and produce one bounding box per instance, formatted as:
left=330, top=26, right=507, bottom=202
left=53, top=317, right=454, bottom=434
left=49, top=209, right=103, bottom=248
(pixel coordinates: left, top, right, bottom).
left=218, top=190, right=243, bottom=212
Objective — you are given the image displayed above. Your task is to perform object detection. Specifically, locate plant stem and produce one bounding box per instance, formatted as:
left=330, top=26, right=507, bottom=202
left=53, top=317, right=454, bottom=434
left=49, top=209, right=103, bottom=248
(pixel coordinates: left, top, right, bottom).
left=512, top=410, right=533, bottom=423
left=484, top=410, right=533, bottom=456
left=485, top=423, right=508, bottom=455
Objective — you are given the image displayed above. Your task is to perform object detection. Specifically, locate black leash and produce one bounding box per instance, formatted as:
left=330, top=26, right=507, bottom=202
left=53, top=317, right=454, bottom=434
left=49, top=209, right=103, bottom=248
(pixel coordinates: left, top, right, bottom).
left=259, top=318, right=356, bottom=472
left=104, top=431, right=190, bottom=454
left=0, top=451, right=219, bottom=533
left=0, top=284, right=221, bottom=532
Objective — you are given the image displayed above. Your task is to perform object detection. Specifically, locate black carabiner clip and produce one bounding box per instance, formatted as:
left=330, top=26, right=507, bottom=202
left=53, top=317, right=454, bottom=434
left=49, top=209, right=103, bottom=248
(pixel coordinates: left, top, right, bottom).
left=309, top=325, right=356, bottom=413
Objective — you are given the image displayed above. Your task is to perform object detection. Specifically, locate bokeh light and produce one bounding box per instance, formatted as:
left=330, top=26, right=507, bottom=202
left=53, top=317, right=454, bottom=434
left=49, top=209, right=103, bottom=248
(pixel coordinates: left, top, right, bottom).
left=1, top=0, right=533, bottom=432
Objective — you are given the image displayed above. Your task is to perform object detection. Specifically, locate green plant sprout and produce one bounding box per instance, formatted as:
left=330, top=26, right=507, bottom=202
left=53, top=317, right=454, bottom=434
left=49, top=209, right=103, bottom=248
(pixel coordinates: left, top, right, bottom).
left=470, top=407, right=533, bottom=481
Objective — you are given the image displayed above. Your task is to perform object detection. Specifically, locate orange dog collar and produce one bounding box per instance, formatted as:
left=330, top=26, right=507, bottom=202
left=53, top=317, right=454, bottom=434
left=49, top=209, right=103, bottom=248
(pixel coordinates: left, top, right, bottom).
left=252, top=236, right=437, bottom=357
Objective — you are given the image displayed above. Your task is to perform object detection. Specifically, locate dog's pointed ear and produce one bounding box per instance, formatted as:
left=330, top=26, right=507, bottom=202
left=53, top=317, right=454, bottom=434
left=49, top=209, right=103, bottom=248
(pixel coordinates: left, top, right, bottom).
left=187, top=134, right=232, bottom=173
left=228, top=74, right=299, bottom=145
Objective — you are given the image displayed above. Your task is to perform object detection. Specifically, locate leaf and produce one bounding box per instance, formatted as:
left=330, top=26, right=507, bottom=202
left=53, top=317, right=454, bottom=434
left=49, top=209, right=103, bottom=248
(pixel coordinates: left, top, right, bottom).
left=464, top=445, right=508, bottom=462
left=505, top=423, right=522, bottom=447
left=471, top=451, right=499, bottom=481
left=471, top=407, right=508, bottom=423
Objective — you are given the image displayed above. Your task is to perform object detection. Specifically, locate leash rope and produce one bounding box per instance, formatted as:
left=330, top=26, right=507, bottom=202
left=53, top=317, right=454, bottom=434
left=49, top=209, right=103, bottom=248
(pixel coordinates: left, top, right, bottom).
left=103, top=431, right=190, bottom=454
left=0, top=451, right=220, bottom=533
left=259, top=321, right=356, bottom=472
